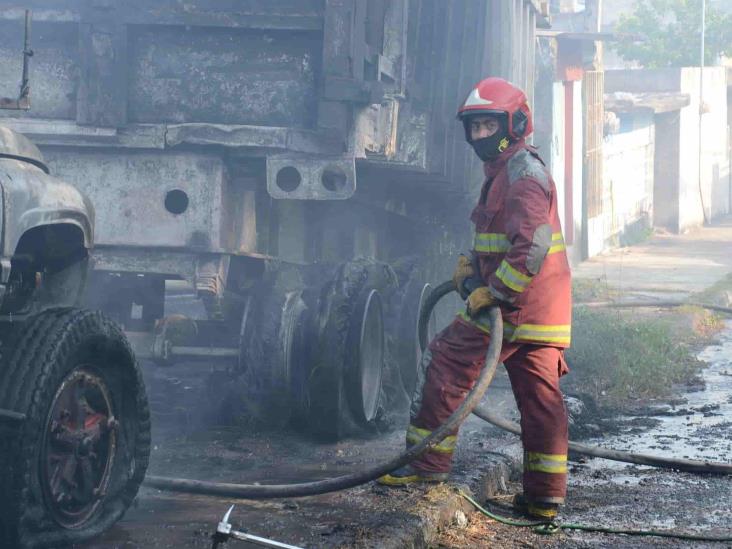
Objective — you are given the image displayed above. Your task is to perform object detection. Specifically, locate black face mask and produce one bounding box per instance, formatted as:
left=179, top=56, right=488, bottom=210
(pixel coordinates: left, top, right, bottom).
left=470, top=133, right=511, bottom=162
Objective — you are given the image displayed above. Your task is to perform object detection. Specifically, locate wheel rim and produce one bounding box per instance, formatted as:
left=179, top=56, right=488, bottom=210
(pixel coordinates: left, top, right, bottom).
left=351, top=289, right=384, bottom=423
left=41, top=367, right=117, bottom=529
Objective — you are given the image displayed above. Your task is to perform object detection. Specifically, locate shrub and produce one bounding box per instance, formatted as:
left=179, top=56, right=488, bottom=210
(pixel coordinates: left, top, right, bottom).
left=565, top=307, right=703, bottom=402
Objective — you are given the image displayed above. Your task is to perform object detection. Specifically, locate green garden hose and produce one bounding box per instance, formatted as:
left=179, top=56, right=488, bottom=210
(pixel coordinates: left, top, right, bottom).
left=460, top=491, right=732, bottom=543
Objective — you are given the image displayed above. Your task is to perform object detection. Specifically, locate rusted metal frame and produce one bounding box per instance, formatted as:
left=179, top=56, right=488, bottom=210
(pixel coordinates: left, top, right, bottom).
left=90, top=246, right=259, bottom=281
left=166, top=123, right=342, bottom=155
left=502, top=0, right=515, bottom=81
left=481, top=1, right=498, bottom=76
left=127, top=14, right=322, bottom=31
left=5, top=121, right=339, bottom=154
left=448, top=0, right=482, bottom=192
left=516, top=0, right=525, bottom=90
left=527, top=8, right=537, bottom=114
left=318, top=0, right=356, bottom=139
left=439, top=0, right=465, bottom=183
left=425, top=0, right=450, bottom=177
left=461, top=0, right=489, bottom=192
left=350, top=0, right=367, bottom=81
left=120, top=0, right=324, bottom=31
left=409, top=0, right=432, bottom=107
left=322, top=76, right=382, bottom=103
left=402, top=0, right=420, bottom=97
left=364, top=0, right=387, bottom=61
left=77, top=2, right=128, bottom=127
left=0, top=9, right=32, bottom=111
left=398, top=0, right=409, bottom=96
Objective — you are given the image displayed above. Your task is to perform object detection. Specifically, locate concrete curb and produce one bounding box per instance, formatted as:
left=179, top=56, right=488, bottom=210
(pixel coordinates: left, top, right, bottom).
left=371, top=443, right=522, bottom=549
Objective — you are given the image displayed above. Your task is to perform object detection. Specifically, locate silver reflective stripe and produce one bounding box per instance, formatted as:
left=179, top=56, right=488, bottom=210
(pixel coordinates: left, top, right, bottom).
left=410, top=349, right=433, bottom=419
left=495, top=260, right=532, bottom=293
left=526, top=224, right=552, bottom=275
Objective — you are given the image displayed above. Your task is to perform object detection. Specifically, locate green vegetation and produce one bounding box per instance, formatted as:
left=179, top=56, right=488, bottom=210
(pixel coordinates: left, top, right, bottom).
left=565, top=307, right=706, bottom=402
left=614, top=0, right=732, bottom=68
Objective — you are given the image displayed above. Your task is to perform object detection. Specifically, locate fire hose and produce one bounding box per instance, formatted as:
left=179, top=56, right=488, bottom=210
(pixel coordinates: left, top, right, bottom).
left=144, top=304, right=504, bottom=497
left=146, top=279, right=732, bottom=500
left=419, top=280, right=732, bottom=475
left=143, top=280, right=732, bottom=544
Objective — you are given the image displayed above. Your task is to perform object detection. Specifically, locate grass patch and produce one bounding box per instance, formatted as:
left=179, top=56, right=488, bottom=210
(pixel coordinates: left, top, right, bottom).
left=565, top=307, right=704, bottom=403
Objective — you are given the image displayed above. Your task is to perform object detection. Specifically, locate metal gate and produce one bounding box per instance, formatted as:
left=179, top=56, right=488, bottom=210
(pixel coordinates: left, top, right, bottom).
left=583, top=70, right=604, bottom=221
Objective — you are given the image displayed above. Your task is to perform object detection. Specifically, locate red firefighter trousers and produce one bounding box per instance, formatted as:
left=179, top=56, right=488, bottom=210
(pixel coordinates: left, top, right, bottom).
left=408, top=316, right=569, bottom=502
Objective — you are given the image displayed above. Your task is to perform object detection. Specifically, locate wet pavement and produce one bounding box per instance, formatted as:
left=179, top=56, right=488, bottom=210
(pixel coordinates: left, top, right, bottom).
left=442, top=321, right=732, bottom=548
left=556, top=321, right=732, bottom=547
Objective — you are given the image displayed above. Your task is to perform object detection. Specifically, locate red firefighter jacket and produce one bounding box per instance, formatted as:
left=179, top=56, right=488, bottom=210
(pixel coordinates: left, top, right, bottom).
left=465, top=140, right=572, bottom=347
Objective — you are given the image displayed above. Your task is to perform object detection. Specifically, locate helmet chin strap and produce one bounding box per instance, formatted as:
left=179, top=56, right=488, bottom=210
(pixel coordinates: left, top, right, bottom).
left=470, top=134, right=511, bottom=162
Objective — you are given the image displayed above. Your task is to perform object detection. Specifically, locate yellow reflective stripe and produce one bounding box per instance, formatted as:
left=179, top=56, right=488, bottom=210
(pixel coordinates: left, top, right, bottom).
left=511, top=323, right=571, bottom=345
left=457, top=312, right=570, bottom=345
left=475, top=232, right=566, bottom=255
left=406, top=425, right=457, bottom=454
left=473, top=232, right=511, bottom=253
left=496, top=260, right=532, bottom=293
left=457, top=311, right=516, bottom=339
left=548, top=232, right=566, bottom=254
left=525, top=452, right=568, bottom=474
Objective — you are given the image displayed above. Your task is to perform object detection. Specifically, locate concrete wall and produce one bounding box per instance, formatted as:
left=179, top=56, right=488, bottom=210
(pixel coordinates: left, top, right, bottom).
left=654, top=111, right=681, bottom=231
left=600, top=110, right=654, bottom=246
left=606, top=67, right=730, bottom=233
left=678, top=67, right=730, bottom=230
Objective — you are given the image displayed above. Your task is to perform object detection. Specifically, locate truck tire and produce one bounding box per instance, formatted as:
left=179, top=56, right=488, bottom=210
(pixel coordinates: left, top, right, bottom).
left=0, top=308, right=150, bottom=548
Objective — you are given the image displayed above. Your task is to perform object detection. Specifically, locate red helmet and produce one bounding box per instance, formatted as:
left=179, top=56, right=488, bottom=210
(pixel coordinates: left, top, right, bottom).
left=456, top=77, right=533, bottom=139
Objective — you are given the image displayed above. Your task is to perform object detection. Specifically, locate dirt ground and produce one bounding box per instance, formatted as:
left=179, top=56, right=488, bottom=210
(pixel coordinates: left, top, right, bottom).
left=75, top=371, right=522, bottom=549
left=76, top=220, right=732, bottom=548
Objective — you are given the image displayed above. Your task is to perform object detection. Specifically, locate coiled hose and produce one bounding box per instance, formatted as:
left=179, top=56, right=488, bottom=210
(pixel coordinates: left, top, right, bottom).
left=418, top=280, right=732, bottom=475
left=144, top=304, right=503, bottom=498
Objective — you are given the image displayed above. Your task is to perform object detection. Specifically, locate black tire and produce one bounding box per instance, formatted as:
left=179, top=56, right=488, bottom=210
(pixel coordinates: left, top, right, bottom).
left=238, top=287, right=308, bottom=428
left=0, top=309, right=150, bottom=549
left=307, top=258, right=397, bottom=439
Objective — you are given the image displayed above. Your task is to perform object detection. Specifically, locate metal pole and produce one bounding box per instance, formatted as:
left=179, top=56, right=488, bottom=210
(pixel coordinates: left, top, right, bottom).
left=20, top=10, right=31, bottom=100
left=697, top=0, right=707, bottom=224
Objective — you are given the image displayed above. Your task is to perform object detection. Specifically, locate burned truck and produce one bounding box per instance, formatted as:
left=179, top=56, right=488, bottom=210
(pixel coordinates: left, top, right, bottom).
left=0, top=0, right=544, bottom=440
left=0, top=13, right=150, bottom=548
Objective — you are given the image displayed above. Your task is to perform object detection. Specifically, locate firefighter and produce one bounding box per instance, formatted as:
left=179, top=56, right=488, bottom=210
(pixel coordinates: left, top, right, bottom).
left=378, top=77, right=572, bottom=521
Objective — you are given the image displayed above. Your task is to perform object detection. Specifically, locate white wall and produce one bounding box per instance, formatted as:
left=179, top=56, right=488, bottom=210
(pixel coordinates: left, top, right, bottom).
left=550, top=80, right=584, bottom=264
left=601, top=111, right=654, bottom=244
left=678, top=67, right=730, bottom=232
left=550, top=81, right=566, bottom=225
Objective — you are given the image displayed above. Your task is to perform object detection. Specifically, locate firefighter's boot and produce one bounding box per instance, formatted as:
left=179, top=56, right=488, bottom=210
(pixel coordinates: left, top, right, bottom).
left=512, top=493, right=559, bottom=521
left=376, top=465, right=448, bottom=486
